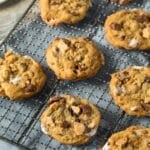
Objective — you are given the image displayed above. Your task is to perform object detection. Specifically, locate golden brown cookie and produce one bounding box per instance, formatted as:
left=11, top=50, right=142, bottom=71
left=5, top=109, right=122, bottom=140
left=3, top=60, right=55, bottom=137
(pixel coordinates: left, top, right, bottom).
left=110, top=66, right=150, bottom=117
left=102, top=126, right=150, bottom=150
left=0, top=51, right=47, bottom=100
left=39, top=0, right=92, bottom=26
left=104, top=9, right=150, bottom=50
left=40, top=94, right=101, bottom=145
left=46, top=37, right=104, bottom=81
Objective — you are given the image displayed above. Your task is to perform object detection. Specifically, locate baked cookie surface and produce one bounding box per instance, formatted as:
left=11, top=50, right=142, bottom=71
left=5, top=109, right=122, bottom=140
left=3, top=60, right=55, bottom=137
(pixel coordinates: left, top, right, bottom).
left=40, top=95, right=101, bottom=145
left=39, top=0, right=92, bottom=26
left=46, top=37, right=104, bottom=81
left=102, top=126, right=150, bottom=150
left=105, top=9, right=150, bottom=50
left=0, top=51, right=47, bottom=100
left=110, top=66, right=150, bottom=117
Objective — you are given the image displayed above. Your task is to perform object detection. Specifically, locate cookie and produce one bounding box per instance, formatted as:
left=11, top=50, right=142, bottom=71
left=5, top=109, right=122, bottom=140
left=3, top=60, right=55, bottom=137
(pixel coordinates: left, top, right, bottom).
left=46, top=37, right=104, bottom=81
left=39, top=0, right=92, bottom=26
left=0, top=51, right=47, bottom=100
left=104, top=9, right=150, bottom=50
left=40, top=94, right=101, bottom=145
left=109, top=0, right=132, bottom=5
left=110, top=66, right=150, bottom=117
left=102, top=126, right=150, bottom=150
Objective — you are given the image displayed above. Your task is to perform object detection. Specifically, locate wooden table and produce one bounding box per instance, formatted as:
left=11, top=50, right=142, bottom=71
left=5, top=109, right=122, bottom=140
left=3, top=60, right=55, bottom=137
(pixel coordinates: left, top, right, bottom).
left=0, top=0, right=35, bottom=44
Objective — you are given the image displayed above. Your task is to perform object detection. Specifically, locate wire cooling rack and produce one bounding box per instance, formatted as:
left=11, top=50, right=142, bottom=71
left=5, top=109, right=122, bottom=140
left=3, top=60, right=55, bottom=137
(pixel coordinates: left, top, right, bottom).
left=0, top=0, right=149, bottom=149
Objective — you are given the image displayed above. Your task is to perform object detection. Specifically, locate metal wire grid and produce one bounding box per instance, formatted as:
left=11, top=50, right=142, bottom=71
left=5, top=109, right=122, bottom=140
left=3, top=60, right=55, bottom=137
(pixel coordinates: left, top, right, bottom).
left=0, top=59, right=56, bottom=143
left=0, top=0, right=57, bottom=143
left=0, top=0, right=149, bottom=149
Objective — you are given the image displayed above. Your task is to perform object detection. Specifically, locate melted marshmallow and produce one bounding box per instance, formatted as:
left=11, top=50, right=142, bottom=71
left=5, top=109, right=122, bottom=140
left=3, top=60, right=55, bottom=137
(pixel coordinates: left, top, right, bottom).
left=10, top=76, right=21, bottom=85
left=102, top=142, right=109, bottom=150
left=113, top=86, right=126, bottom=96
left=130, top=106, right=138, bottom=111
left=41, top=124, right=48, bottom=135
left=113, top=86, right=120, bottom=96
left=23, top=55, right=32, bottom=59
left=132, top=66, right=143, bottom=70
left=86, top=127, right=98, bottom=137
left=129, top=39, right=138, bottom=48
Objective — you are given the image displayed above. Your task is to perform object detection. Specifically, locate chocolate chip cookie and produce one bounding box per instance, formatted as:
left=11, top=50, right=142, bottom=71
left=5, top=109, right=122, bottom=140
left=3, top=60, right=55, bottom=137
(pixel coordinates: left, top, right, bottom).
left=104, top=9, right=150, bottom=50
left=40, top=94, right=101, bottom=145
left=0, top=51, right=47, bottom=100
left=39, top=0, right=92, bottom=26
left=102, top=126, right=150, bottom=150
left=46, top=37, right=104, bottom=81
left=110, top=66, right=150, bottom=117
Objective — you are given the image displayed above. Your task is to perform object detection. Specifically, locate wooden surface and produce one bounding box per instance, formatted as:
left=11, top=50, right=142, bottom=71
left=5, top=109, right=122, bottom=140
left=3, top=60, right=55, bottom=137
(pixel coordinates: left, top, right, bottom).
left=0, top=0, right=35, bottom=44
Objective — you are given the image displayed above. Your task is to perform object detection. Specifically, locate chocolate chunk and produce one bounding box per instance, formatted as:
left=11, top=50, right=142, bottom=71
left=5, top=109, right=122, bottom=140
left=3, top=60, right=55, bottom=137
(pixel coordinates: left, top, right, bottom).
left=48, top=96, right=66, bottom=105
left=75, top=118, right=81, bottom=122
left=122, top=71, right=129, bottom=76
left=62, top=39, right=71, bottom=46
left=144, top=77, right=150, bottom=83
left=72, top=102, right=80, bottom=106
left=73, top=70, right=78, bottom=74
left=76, top=3, right=82, bottom=8
left=135, top=15, right=150, bottom=23
left=118, top=71, right=130, bottom=83
left=68, top=107, right=74, bottom=116
left=70, top=12, right=80, bottom=16
left=74, top=64, right=87, bottom=72
left=81, top=105, right=92, bottom=115
left=24, top=84, right=35, bottom=92
left=61, top=121, right=71, bottom=128
left=141, top=103, right=150, bottom=111
left=110, top=23, right=122, bottom=30
left=71, top=44, right=77, bottom=50
left=75, top=65, right=79, bottom=70
left=74, top=65, right=79, bottom=73
left=120, top=35, right=126, bottom=40
left=84, top=127, right=91, bottom=134
left=55, top=47, right=60, bottom=52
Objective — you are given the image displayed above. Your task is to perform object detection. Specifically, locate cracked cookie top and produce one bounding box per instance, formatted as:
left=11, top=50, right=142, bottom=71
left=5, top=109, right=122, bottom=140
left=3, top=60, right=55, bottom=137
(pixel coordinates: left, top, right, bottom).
left=105, top=9, right=150, bottom=50
left=40, top=94, right=101, bottom=145
left=46, top=37, right=104, bottom=81
left=110, top=66, right=150, bottom=117
left=0, top=51, right=47, bottom=100
left=40, top=0, right=92, bottom=26
left=103, top=126, right=150, bottom=150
